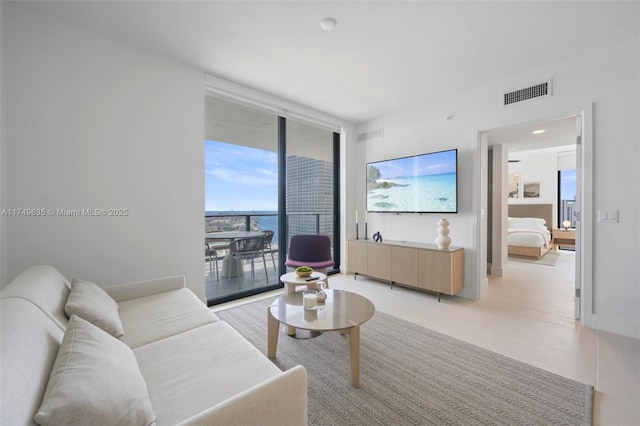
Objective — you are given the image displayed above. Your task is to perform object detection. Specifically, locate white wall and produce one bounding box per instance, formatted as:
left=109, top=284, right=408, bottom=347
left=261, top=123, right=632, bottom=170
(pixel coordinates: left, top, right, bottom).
left=507, top=148, right=577, bottom=228
left=355, top=38, right=640, bottom=338
left=3, top=4, right=206, bottom=300
left=507, top=151, right=559, bottom=218
left=0, top=0, right=6, bottom=286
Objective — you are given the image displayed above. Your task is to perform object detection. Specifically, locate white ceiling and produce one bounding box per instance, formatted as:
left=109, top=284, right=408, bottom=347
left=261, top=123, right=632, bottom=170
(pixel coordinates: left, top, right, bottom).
left=488, top=115, right=577, bottom=155
left=17, top=1, right=639, bottom=124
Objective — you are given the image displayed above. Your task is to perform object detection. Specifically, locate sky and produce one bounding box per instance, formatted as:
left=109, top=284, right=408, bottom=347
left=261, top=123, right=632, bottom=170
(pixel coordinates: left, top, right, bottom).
left=560, top=169, right=576, bottom=200
left=368, top=149, right=457, bottom=179
left=205, top=140, right=278, bottom=212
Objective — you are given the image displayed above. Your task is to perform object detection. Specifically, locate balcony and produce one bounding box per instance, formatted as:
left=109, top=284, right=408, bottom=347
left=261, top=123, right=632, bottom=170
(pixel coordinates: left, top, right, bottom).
left=205, top=243, right=280, bottom=306
left=205, top=212, right=334, bottom=305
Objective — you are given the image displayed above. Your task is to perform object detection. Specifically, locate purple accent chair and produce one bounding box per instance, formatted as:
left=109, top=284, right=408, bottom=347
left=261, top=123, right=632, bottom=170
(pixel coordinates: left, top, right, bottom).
left=285, top=234, right=334, bottom=287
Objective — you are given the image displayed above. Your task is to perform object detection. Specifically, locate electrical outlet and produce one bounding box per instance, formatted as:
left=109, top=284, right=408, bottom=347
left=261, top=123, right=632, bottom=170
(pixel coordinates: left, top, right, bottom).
left=598, top=210, right=618, bottom=223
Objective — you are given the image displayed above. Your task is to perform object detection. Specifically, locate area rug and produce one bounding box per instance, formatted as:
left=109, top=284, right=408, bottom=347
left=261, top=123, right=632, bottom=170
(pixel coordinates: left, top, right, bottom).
left=509, top=251, right=560, bottom=266
left=216, top=298, right=593, bottom=426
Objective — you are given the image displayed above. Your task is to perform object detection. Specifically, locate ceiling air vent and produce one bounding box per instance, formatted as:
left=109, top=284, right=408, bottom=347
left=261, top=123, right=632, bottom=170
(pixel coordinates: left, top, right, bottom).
left=357, top=128, right=384, bottom=142
left=503, top=80, right=552, bottom=106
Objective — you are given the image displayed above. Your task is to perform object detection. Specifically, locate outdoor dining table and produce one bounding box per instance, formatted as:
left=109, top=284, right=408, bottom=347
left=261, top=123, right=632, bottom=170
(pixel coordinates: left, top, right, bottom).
left=206, top=231, right=265, bottom=277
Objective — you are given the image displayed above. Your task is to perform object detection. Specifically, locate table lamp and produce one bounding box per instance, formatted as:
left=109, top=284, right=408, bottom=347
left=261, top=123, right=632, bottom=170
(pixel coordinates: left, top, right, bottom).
left=562, top=220, right=571, bottom=230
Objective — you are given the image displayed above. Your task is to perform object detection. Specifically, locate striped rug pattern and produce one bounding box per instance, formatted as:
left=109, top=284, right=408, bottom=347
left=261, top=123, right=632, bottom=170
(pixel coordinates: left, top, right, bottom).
left=217, top=298, right=592, bottom=426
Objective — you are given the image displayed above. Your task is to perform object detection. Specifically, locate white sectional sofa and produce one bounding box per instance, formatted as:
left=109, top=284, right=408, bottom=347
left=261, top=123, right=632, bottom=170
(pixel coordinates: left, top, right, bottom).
left=0, top=265, right=308, bottom=425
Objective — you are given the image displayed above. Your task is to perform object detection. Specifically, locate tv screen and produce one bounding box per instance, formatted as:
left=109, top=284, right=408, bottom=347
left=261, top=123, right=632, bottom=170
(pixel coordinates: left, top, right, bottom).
left=367, top=149, right=458, bottom=213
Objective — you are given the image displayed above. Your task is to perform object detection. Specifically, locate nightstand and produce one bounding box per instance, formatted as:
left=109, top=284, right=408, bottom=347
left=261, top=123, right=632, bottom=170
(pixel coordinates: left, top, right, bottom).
left=553, top=229, right=575, bottom=251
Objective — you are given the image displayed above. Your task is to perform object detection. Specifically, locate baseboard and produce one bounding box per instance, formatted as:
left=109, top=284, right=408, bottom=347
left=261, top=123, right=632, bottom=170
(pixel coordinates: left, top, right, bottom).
left=591, top=314, right=640, bottom=339
left=456, top=277, right=487, bottom=300
left=490, top=265, right=504, bottom=277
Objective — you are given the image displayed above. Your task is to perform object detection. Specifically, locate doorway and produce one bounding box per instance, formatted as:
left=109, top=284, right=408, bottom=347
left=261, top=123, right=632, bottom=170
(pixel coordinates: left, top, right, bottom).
left=482, top=114, right=585, bottom=321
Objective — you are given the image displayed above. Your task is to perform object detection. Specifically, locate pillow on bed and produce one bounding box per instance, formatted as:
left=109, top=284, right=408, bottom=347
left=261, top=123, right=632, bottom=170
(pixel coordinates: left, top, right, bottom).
left=508, top=217, right=547, bottom=230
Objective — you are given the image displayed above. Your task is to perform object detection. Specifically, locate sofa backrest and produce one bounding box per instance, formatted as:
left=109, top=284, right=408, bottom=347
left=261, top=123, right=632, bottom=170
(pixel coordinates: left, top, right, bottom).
left=0, top=265, right=72, bottom=424
left=0, top=264, right=71, bottom=329
left=1, top=298, right=65, bottom=425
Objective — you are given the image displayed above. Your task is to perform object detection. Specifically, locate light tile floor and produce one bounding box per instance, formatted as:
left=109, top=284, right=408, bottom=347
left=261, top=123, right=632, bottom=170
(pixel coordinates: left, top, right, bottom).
left=213, top=250, right=640, bottom=425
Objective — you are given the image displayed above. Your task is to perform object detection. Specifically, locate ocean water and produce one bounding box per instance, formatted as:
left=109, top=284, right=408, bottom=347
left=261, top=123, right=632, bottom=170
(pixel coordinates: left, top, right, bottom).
left=258, top=214, right=278, bottom=243
left=206, top=211, right=279, bottom=243
left=367, top=172, right=457, bottom=212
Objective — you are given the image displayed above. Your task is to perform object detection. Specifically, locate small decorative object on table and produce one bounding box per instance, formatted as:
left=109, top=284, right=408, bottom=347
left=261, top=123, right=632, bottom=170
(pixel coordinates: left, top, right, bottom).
left=295, top=266, right=314, bottom=278
left=303, top=290, right=318, bottom=310
left=316, top=281, right=327, bottom=302
left=562, top=220, right=571, bottom=230
left=436, top=218, right=451, bottom=249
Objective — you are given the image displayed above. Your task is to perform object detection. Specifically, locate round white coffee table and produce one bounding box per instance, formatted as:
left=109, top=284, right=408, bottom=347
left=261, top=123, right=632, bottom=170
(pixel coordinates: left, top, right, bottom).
left=279, top=271, right=327, bottom=295
left=279, top=271, right=328, bottom=337
left=268, top=289, right=375, bottom=388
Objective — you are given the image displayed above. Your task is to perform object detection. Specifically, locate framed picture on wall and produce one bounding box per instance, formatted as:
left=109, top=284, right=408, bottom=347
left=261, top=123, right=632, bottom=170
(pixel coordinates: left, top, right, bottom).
left=523, top=180, right=541, bottom=198
left=508, top=174, right=520, bottom=198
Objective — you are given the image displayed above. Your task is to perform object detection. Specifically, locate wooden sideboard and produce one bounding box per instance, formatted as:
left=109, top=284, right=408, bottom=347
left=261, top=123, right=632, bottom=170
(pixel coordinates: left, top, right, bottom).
left=347, top=239, right=464, bottom=301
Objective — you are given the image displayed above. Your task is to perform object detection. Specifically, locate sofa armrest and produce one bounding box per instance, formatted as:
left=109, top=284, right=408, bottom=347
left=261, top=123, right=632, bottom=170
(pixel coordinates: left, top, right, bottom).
left=177, top=365, right=308, bottom=426
left=103, top=275, right=186, bottom=302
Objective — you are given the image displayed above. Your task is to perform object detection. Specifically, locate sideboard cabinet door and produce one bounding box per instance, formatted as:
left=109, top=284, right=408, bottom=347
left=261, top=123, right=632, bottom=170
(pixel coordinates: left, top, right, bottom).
left=391, top=246, right=418, bottom=287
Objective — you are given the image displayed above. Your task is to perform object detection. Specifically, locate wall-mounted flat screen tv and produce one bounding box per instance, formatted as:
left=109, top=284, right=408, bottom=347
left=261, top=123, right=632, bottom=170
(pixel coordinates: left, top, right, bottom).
left=367, top=148, right=458, bottom=213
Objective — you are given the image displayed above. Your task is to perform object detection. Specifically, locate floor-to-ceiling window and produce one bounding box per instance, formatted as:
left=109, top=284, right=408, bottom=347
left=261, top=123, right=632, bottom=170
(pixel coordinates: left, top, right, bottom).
left=558, top=169, right=576, bottom=228
left=285, top=119, right=339, bottom=273
left=204, top=95, right=340, bottom=305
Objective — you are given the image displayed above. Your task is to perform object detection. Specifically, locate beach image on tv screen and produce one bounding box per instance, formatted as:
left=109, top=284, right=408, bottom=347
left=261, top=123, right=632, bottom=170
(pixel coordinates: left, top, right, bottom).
left=367, top=149, right=457, bottom=213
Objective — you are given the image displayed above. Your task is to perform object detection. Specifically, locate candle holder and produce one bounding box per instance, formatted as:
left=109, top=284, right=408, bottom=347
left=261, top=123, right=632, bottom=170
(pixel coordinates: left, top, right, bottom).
left=303, top=290, right=318, bottom=311
left=364, top=222, right=368, bottom=240
left=355, top=223, right=359, bottom=240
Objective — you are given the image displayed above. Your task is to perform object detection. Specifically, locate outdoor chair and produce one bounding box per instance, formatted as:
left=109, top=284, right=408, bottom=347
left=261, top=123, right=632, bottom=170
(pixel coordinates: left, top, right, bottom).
left=262, top=230, right=277, bottom=270
left=205, top=242, right=219, bottom=280
left=228, top=236, right=268, bottom=288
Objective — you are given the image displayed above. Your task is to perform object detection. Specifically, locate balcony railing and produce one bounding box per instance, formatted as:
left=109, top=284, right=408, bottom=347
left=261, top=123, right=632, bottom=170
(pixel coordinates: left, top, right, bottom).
left=204, top=212, right=334, bottom=306
left=205, top=212, right=333, bottom=238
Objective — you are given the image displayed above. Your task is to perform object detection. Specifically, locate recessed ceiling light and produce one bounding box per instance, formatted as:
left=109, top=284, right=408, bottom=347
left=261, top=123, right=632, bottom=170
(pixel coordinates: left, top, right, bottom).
left=532, top=129, right=546, bottom=134
left=320, top=18, right=337, bottom=31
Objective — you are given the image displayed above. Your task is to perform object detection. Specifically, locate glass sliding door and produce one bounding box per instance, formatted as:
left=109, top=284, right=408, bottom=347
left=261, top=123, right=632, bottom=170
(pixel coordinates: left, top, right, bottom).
left=204, top=95, right=341, bottom=306
left=204, top=96, right=280, bottom=304
left=285, top=119, right=339, bottom=274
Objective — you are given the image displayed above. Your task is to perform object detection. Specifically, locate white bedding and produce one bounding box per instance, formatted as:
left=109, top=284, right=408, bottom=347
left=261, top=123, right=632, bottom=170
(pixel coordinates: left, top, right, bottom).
left=508, top=228, right=551, bottom=248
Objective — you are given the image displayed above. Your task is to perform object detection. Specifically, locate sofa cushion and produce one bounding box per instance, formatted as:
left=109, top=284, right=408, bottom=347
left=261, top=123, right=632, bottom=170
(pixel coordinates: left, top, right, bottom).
left=65, top=278, right=124, bottom=338
left=118, top=288, right=219, bottom=348
left=35, top=315, right=156, bottom=426
left=134, top=321, right=282, bottom=426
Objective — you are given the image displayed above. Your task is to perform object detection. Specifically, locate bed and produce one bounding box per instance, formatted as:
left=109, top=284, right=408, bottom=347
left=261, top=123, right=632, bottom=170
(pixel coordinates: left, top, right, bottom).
left=507, top=204, right=554, bottom=260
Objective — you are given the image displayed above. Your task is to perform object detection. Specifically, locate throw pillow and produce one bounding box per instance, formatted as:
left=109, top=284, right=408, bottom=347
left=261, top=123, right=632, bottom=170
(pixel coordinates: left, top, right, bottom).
left=65, top=278, right=124, bottom=338
left=34, top=315, right=156, bottom=426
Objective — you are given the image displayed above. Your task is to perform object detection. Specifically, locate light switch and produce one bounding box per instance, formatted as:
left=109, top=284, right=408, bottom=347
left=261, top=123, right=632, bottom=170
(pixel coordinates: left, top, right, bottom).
left=598, top=210, right=618, bottom=223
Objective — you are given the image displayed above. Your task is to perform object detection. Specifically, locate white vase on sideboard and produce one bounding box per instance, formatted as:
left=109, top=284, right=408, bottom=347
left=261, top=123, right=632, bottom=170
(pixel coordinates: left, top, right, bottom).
left=436, top=218, right=451, bottom=250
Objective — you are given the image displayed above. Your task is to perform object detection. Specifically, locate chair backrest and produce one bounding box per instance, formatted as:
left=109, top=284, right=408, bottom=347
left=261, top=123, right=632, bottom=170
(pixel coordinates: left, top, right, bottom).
left=262, top=230, right=274, bottom=245
left=229, top=237, right=265, bottom=256
left=286, top=234, right=332, bottom=262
